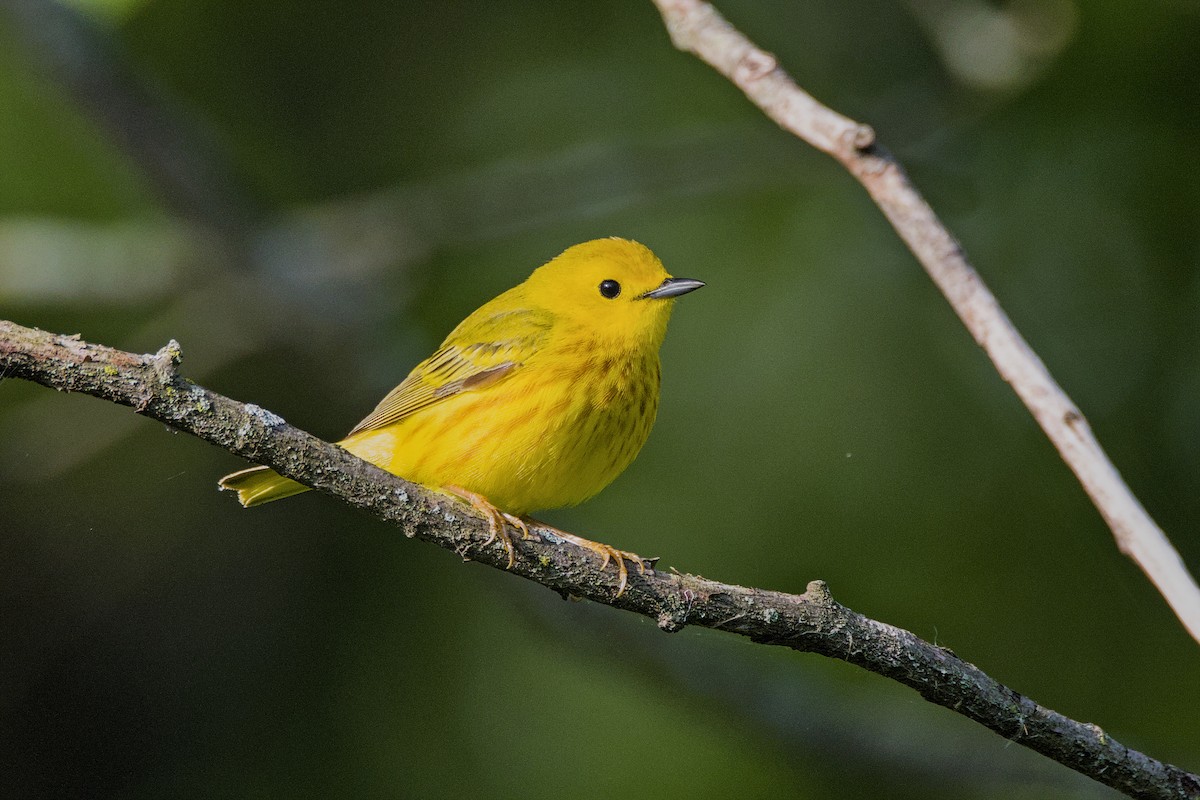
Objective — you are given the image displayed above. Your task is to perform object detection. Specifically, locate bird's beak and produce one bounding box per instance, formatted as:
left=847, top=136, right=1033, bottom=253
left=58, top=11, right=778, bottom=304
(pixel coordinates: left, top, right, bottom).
left=639, top=277, right=705, bottom=300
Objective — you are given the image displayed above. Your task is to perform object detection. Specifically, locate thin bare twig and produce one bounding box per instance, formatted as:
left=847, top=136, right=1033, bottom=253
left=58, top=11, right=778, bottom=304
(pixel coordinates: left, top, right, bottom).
left=1, top=320, right=1196, bottom=800
left=649, top=0, right=1200, bottom=645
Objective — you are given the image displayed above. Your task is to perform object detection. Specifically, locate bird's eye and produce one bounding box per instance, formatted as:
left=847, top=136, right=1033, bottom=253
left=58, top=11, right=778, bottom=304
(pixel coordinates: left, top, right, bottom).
left=599, top=279, right=621, bottom=299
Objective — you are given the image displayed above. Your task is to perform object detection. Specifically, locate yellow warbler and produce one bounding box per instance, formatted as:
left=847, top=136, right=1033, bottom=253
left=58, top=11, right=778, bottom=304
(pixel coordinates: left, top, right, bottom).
left=219, top=238, right=703, bottom=591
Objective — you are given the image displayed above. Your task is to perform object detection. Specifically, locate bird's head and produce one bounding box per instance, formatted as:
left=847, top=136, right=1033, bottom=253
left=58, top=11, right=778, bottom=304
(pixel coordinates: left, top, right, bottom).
left=521, top=238, right=704, bottom=351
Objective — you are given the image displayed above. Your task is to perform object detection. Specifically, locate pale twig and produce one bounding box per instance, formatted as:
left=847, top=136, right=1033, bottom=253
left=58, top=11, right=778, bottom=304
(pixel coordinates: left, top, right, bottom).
left=649, top=0, right=1200, bottom=645
left=0, top=320, right=1196, bottom=800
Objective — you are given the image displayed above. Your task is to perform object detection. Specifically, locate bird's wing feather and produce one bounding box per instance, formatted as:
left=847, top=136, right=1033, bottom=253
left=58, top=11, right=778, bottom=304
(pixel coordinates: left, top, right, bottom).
left=346, top=305, right=552, bottom=436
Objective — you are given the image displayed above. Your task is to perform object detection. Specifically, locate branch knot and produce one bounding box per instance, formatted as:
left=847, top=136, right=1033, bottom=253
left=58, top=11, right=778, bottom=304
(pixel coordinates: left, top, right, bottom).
left=148, top=339, right=183, bottom=384
left=733, top=49, right=776, bottom=83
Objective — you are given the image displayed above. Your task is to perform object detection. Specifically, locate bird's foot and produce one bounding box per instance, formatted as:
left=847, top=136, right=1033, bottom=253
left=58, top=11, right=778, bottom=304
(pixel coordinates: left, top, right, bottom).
left=444, top=486, right=526, bottom=568
left=533, top=523, right=648, bottom=597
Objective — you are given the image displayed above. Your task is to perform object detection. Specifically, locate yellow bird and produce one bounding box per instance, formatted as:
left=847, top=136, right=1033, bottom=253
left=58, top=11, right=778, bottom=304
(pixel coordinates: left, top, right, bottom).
left=219, top=238, right=703, bottom=592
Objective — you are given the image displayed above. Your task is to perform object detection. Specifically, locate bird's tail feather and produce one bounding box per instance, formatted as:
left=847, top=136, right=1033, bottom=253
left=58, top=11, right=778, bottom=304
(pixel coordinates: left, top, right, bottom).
left=218, top=465, right=310, bottom=507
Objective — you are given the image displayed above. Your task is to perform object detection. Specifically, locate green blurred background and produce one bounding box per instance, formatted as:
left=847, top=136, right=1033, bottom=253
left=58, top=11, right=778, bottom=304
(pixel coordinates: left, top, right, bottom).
left=1, top=0, right=1197, bottom=797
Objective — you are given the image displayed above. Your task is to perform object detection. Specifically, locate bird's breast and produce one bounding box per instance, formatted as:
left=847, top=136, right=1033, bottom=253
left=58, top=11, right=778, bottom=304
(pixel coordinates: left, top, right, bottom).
left=345, top=344, right=662, bottom=515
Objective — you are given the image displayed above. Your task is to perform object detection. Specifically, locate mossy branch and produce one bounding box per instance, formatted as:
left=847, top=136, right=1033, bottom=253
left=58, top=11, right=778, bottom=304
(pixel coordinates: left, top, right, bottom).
left=1, top=319, right=1196, bottom=800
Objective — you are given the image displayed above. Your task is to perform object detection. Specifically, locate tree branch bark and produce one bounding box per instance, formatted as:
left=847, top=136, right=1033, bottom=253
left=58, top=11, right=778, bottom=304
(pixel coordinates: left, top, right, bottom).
left=648, top=0, right=1200, bottom=647
left=1, top=319, right=1196, bottom=799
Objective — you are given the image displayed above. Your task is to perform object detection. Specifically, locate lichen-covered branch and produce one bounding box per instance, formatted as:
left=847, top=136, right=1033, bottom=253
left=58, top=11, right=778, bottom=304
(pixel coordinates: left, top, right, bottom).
left=1, top=319, right=1195, bottom=800
left=649, top=0, right=1200, bottom=648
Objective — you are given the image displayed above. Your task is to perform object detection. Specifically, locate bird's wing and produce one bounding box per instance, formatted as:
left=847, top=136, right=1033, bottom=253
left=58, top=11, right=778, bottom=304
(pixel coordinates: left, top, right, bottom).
left=346, top=305, right=551, bottom=436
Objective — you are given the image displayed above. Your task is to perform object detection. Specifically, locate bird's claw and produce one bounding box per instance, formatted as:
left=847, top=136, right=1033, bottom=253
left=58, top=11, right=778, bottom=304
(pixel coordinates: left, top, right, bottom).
left=540, top=526, right=649, bottom=597
left=501, top=512, right=531, bottom=540
left=445, top=486, right=522, bottom=569
left=442, top=489, right=648, bottom=596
